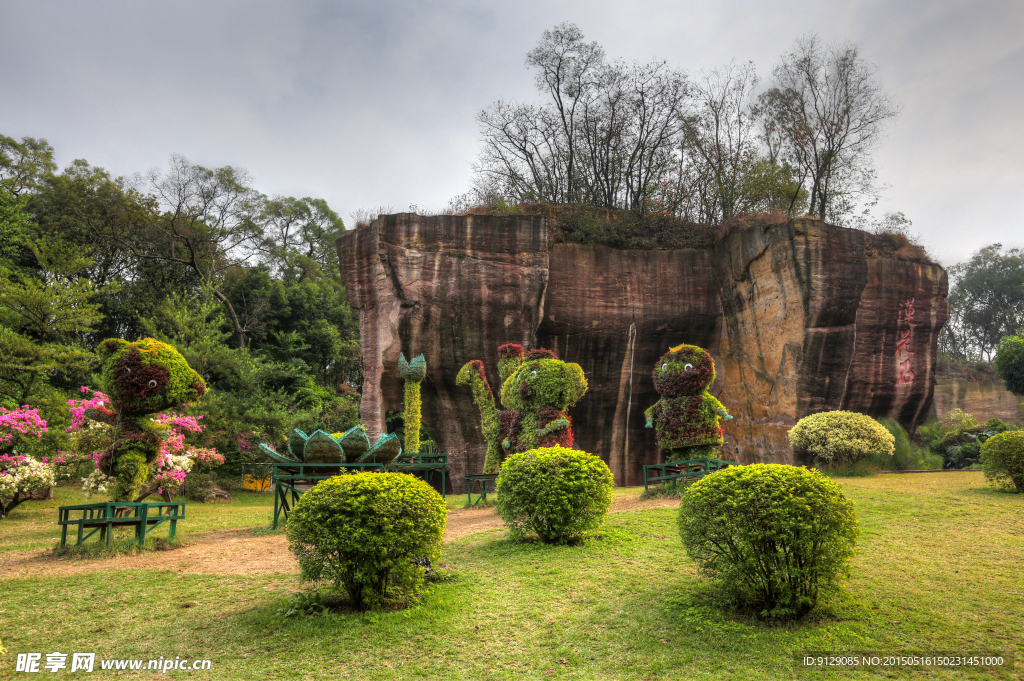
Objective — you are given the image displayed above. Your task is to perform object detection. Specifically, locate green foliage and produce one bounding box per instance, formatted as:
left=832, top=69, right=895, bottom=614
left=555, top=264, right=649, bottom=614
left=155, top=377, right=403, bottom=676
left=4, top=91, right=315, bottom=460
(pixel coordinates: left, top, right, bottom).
left=677, top=464, right=859, bottom=620
left=788, top=410, right=895, bottom=464
left=456, top=361, right=501, bottom=473
left=941, top=244, right=1024, bottom=363
left=285, top=472, right=446, bottom=611
left=873, top=418, right=916, bottom=470
left=980, top=430, right=1024, bottom=492
left=995, top=333, right=1024, bottom=397
left=933, top=409, right=1007, bottom=469
left=495, top=446, right=613, bottom=544
left=400, top=353, right=426, bottom=453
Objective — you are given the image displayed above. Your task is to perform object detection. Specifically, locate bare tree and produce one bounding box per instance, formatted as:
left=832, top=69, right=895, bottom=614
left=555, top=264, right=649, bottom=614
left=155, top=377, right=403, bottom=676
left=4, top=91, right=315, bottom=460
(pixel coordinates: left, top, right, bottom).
left=475, top=23, right=686, bottom=212
left=756, top=35, right=899, bottom=222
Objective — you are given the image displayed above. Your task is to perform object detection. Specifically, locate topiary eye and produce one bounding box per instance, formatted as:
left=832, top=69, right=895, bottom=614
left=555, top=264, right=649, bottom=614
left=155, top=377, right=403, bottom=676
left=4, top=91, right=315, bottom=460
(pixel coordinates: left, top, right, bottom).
left=662, top=363, right=668, bottom=371
left=684, top=363, right=693, bottom=371
left=148, top=379, right=158, bottom=388
left=530, top=370, right=537, bottom=378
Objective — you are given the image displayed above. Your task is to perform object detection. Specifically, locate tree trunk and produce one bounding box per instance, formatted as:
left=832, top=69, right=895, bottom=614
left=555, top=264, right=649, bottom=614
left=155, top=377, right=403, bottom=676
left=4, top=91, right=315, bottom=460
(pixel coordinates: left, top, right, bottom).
left=212, top=287, right=247, bottom=349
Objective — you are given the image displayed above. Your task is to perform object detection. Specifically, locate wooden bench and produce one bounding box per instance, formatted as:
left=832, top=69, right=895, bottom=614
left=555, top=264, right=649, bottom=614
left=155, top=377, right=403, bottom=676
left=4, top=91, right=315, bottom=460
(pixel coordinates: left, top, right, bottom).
left=642, top=458, right=739, bottom=491
left=465, top=473, right=499, bottom=507
left=58, top=501, right=186, bottom=548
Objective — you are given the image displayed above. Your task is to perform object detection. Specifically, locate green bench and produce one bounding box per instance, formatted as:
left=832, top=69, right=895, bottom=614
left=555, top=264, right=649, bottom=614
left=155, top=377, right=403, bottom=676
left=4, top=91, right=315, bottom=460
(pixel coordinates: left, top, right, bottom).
left=58, top=501, right=186, bottom=548
left=642, top=458, right=739, bottom=491
left=387, top=453, right=449, bottom=495
left=465, top=473, right=499, bottom=507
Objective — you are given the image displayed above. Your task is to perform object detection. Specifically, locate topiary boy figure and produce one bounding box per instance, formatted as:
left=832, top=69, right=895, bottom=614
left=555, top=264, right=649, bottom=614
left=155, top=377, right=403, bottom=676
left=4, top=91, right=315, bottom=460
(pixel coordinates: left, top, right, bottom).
left=458, top=344, right=587, bottom=474
left=87, top=338, right=206, bottom=501
left=645, top=343, right=732, bottom=462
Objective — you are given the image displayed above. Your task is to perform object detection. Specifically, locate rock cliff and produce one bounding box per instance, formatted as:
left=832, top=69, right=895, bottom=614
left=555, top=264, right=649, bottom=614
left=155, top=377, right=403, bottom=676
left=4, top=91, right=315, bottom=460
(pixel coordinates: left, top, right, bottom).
left=337, top=214, right=948, bottom=488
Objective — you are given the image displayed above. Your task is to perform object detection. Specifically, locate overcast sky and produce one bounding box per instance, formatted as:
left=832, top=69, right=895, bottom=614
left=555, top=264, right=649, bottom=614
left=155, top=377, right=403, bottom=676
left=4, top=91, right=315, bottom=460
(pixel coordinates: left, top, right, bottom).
left=2, top=0, right=1022, bottom=267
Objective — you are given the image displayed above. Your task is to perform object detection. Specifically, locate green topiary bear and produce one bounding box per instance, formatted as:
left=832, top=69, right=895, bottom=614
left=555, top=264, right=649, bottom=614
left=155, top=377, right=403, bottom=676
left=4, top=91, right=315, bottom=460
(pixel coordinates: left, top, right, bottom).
left=87, top=338, right=206, bottom=501
left=644, top=343, right=732, bottom=462
left=458, top=344, right=587, bottom=474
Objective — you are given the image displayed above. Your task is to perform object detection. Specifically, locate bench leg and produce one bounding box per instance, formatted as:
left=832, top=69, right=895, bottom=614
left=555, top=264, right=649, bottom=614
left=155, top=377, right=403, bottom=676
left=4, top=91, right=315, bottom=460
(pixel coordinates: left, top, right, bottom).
left=77, top=522, right=84, bottom=547
left=169, top=518, right=177, bottom=540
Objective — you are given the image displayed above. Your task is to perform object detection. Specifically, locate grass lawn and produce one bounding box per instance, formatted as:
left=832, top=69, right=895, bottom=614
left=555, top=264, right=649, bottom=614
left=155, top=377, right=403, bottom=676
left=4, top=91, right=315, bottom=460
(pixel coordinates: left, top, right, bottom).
left=1, top=472, right=1021, bottom=679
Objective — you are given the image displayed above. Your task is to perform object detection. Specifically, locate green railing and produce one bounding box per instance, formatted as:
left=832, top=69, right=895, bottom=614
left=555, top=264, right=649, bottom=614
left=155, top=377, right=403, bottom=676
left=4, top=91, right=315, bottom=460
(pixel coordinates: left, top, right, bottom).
left=272, top=462, right=385, bottom=529
left=58, top=501, right=186, bottom=548
left=642, top=458, right=739, bottom=491
left=465, top=473, right=499, bottom=507
left=388, top=453, right=449, bottom=495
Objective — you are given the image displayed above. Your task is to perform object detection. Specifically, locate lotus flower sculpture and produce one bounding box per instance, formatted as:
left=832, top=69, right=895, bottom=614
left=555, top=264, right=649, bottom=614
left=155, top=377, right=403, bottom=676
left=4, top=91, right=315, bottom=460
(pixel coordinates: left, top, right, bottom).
left=259, top=425, right=403, bottom=471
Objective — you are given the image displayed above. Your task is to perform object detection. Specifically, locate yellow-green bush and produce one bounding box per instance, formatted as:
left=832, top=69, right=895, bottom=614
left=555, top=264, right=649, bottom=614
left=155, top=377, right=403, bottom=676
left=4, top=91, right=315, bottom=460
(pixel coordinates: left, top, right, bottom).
left=496, top=446, right=612, bottom=544
left=286, top=472, right=446, bottom=610
left=980, top=431, right=1024, bottom=492
left=788, top=410, right=894, bottom=464
left=678, top=464, right=859, bottom=620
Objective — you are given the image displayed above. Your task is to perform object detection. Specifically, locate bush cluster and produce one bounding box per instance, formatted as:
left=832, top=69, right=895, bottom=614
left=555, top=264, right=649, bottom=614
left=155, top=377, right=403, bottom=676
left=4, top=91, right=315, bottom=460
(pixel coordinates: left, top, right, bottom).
left=980, top=431, right=1024, bottom=492
left=788, top=410, right=894, bottom=465
left=678, top=464, right=859, bottom=620
left=496, top=446, right=613, bottom=544
left=286, top=472, right=446, bottom=610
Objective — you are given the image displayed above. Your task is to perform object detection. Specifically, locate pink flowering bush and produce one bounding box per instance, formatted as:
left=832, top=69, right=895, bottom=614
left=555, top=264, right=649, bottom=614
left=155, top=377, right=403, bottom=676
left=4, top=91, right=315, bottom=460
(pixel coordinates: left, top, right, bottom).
left=0, top=406, right=48, bottom=452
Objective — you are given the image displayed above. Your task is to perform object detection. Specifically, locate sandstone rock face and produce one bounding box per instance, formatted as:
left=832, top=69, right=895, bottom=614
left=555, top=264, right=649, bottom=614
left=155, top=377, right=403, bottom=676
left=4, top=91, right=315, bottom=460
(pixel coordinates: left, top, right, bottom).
left=338, top=214, right=548, bottom=489
left=338, top=215, right=948, bottom=488
left=932, top=376, right=1024, bottom=423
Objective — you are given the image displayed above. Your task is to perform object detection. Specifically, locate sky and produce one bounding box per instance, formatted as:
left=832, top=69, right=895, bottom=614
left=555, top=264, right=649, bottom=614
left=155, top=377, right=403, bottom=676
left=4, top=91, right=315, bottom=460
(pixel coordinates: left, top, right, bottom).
left=2, top=0, right=1022, bottom=267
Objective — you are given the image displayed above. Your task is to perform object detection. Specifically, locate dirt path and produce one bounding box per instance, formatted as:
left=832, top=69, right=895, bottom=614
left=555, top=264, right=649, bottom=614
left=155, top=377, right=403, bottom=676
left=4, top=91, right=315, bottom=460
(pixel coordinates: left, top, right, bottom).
left=1, top=495, right=679, bottom=580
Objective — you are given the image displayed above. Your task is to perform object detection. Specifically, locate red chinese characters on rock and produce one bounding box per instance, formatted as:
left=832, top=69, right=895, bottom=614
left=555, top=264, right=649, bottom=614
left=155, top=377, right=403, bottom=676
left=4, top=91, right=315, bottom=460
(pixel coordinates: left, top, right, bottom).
left=895, top=298, right=918, bottom=386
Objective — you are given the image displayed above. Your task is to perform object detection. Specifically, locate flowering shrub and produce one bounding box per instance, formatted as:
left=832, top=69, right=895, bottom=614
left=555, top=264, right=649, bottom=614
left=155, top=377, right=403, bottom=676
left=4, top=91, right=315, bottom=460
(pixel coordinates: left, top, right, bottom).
left=788, top=410, right=895, bottom=465
left=1, top=454, right=56, bottom=517
left=0, top=406, right=48, bottom=451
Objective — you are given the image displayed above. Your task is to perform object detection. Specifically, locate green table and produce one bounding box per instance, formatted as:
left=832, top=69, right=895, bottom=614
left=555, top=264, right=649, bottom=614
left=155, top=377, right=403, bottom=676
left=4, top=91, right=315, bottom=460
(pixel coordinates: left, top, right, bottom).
left=465, top=473, right=499, bottom=507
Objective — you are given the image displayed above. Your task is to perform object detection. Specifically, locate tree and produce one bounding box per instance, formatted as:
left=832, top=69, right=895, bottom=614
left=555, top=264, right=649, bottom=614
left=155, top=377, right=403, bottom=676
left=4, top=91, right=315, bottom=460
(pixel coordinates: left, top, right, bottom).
left=0, top=135, right=56, bottom=196
left=995, top=333, right=1024, bottom=397
left=756, top=35, right=899, bottom=223
left=0, top=237, right=116, bottom=405
left=90, top=154, right=264, bottom=348
left=941, top=244, right=1024, bottom=363
left=475, top=22, right=687, bottom=212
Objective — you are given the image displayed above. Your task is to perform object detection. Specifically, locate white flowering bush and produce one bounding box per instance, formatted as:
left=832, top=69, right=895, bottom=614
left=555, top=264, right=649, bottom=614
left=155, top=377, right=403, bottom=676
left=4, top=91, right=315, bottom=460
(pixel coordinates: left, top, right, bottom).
left=81, top=468, right=113, bottom=497
left=788, top=411, right=895, bottom=465
left=1, top=454, right=56, bottom=518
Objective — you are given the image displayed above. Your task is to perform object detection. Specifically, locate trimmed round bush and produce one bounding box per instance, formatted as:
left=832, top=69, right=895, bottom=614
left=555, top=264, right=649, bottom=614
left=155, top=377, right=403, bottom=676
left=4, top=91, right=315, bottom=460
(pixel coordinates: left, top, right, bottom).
left=980, top=431, right=1024, bottom=492
left=496, top=446, right=613, bottom=544
left=678, top=464, right=859, bottom=620
left=286, top=472, right=446, bottom=610
left=788, top=410, right=895, bottom=464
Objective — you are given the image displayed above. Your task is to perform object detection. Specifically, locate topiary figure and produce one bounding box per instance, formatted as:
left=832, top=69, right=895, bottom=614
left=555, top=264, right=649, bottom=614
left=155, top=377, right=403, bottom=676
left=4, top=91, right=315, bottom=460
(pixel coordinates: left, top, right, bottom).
left=644, top=344, right=732, bottom=462
left=458, top=344, right=587, bottom=473
left=788, top=410, right=894, bottom=467
left=980, top=430, right=1024, bottom=492
left=399, top=352, right=427, bottom=454
left=86, top=338, right=206, bottom=501
left=678, top=464, right=859, bottom=620
left=496, top=446, right=613, bottom=544
left=286, top=472, right=446, bottom=610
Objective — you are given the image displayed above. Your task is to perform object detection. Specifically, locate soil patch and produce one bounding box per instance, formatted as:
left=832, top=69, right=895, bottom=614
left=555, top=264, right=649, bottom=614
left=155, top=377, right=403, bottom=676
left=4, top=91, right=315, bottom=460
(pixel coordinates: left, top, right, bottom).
left=1, top=494, right=679, bottom=579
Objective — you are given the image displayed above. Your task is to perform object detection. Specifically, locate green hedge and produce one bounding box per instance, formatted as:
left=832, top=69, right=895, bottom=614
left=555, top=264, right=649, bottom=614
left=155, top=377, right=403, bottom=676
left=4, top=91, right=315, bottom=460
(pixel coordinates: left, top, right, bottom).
left=286, top=472, right=446, bottom=610
left=678, top=464, right=859, bottom=620
left=496, top=446, right=613, bottom=544
left=980, top=431, right=1024, bottom=492
left=788, top=410, right=894, bottom=465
